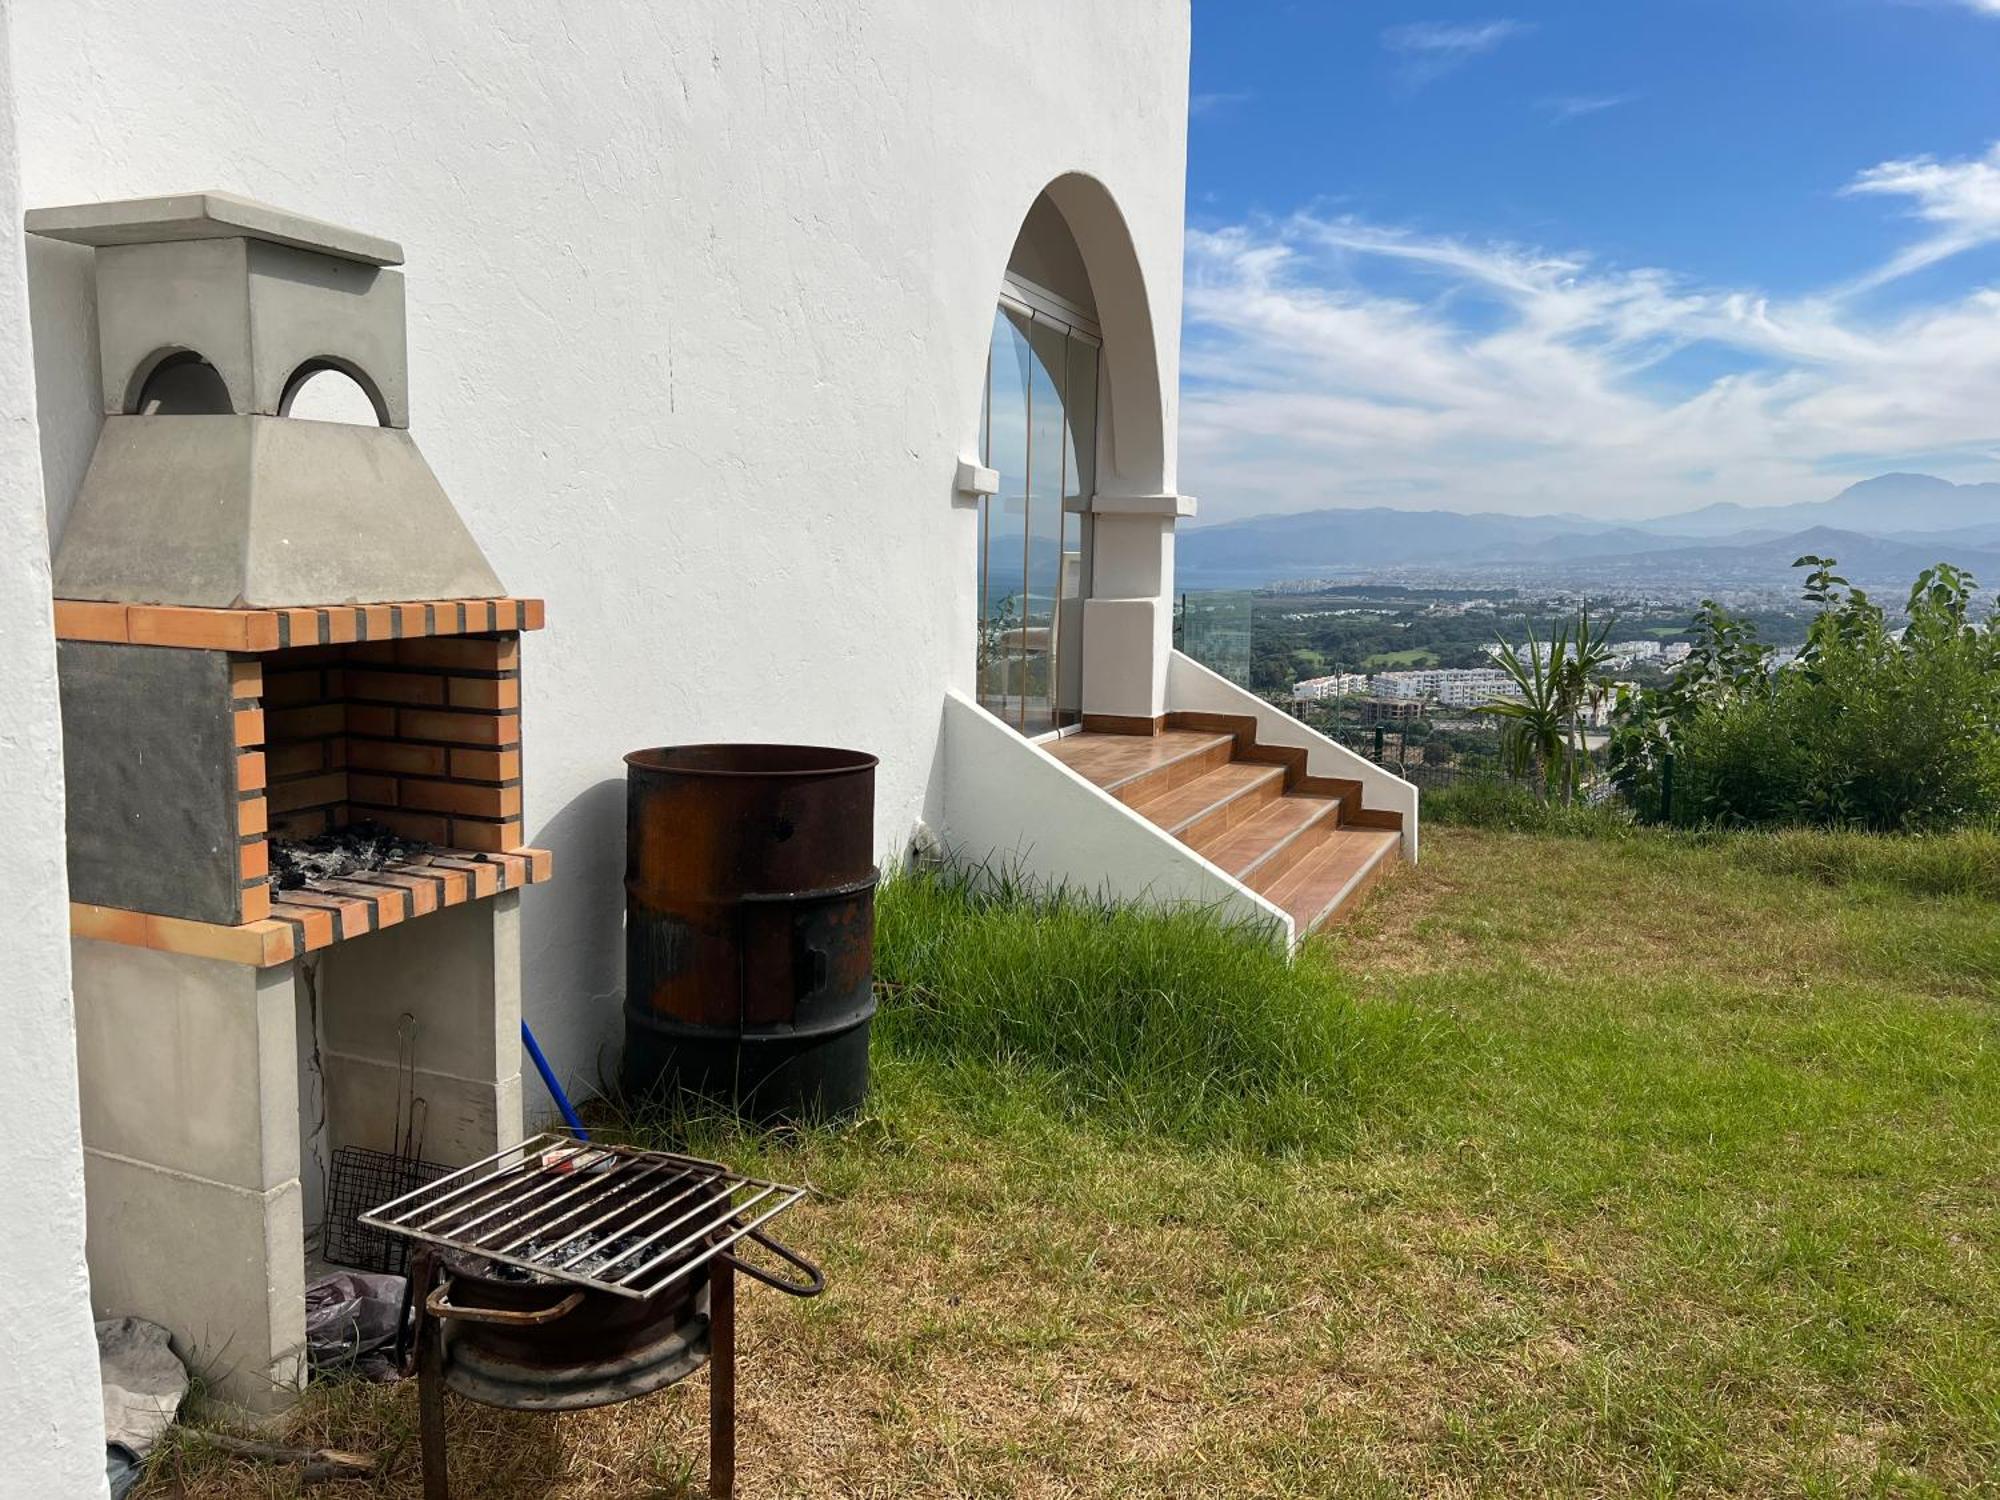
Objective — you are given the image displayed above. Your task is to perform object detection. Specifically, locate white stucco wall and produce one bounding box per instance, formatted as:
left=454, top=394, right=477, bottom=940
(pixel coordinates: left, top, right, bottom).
left=10, top=0, right=1191, bottom=1098
left=0, top=8, right=111, bottom=1491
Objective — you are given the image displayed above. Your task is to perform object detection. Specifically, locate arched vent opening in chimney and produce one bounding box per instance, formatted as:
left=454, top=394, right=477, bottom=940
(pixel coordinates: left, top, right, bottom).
left=280, top=360, right=388, bottom=425
left=134, top=351, right=233, bottom=415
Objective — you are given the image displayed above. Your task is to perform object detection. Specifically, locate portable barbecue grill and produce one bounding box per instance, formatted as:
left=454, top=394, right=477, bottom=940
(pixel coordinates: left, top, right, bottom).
left=361, top=1132, right=822, bottom=1499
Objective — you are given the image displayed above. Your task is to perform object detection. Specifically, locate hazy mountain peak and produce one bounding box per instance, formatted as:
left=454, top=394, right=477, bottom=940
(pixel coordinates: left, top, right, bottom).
left=1176, top=473, right=2000, bottom=589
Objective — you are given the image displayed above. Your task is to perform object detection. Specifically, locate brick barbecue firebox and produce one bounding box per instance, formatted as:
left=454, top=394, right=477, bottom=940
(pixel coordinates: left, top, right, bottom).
left=30, top=194, right=552, bottom=1411
left=58, top=598, right=550, bottom=962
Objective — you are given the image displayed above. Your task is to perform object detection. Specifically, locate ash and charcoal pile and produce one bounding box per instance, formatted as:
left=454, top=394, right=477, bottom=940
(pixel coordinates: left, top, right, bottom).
left=486, top=1228, right=658, bottom=1283
left=269, top=822, right=434, bottom=891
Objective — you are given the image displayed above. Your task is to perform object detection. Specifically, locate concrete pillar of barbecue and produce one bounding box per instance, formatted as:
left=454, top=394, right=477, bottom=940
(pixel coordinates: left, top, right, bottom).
left=315, top=893, right=526, bottom=1169
left=67, top=903, right=524, bottom=1417
left=70, top=940, right=308, bottom=1413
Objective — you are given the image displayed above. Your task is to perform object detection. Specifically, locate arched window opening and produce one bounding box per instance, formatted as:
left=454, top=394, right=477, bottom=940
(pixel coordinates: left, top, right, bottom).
left=134, top=352, right=232, bottom=415
left=976, top=195, right=1101, bottom=735
left=279, top=361, right=388, bottom=425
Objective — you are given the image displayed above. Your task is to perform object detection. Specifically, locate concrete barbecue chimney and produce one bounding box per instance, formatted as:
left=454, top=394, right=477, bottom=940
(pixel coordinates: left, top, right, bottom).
left=28, top=191, right=503, bottom=608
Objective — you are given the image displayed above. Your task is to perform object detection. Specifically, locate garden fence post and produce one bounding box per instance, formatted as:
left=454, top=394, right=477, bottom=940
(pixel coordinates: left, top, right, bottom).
left=1662, top=752, right=1676, bottom=825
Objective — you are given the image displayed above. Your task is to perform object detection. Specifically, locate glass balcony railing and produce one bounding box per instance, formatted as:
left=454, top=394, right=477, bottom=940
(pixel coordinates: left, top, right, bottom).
left=1174, top=589, right=1253, bottom=687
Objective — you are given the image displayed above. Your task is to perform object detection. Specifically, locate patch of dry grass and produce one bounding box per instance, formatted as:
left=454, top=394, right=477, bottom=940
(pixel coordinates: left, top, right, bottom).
left=141, top=829, right=2000, bottom=1497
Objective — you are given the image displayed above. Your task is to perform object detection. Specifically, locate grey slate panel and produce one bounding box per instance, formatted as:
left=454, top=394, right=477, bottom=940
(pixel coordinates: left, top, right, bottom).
left=59, top=643, right=242, bottom=925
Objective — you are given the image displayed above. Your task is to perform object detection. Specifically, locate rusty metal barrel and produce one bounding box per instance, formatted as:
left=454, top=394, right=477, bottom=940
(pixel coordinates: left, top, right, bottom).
left=620, top=744, right=878, bottom=1122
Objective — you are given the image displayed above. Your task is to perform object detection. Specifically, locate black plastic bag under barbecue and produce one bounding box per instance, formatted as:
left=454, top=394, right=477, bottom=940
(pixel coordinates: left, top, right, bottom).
left=305, top=1270, right=407, bottom=1382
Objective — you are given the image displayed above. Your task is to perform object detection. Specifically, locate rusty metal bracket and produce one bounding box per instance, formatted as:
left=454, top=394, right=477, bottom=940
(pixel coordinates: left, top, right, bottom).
left=425, top=1279, right=586, bottom=1327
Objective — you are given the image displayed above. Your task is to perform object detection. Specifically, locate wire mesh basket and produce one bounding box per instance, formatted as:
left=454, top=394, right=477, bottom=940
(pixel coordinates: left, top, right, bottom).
left=322, top=1146, right=450, bottom=1276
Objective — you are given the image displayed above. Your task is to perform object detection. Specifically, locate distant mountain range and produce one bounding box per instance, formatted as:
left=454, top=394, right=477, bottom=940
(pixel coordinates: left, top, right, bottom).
left=1176, top=474, right=2000, bottom=590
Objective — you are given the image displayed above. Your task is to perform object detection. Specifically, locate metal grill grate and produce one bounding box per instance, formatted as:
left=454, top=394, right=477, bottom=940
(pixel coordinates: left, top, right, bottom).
left=358, top=1133, right=809, bottom=1299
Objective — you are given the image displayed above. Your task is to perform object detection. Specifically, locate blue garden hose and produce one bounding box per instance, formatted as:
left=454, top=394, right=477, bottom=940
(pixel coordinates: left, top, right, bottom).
left=521, top=1019, right=589, bottom=1140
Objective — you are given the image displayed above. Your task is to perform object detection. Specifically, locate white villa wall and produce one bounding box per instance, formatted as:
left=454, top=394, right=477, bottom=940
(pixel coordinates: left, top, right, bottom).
left=0, top=11, right=111, bottom=1492
left=10, top=0, right=1192, bottom=1100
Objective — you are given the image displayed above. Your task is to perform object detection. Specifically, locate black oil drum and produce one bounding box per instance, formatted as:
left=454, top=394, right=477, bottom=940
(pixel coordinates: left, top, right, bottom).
left=620, top=743, right=878, bottom=1122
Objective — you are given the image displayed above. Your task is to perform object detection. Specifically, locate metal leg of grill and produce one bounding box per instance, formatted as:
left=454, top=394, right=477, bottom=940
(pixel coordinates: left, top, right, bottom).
left=710, top=1259, right=736, bottom=1500
left=419, top=1312, right=450, bottom=1500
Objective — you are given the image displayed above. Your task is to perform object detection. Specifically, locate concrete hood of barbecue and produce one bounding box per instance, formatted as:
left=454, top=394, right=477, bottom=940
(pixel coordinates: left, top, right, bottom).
left=55, top=414, right=505, bottom=608
left=29, top=192, right=506, bottom=608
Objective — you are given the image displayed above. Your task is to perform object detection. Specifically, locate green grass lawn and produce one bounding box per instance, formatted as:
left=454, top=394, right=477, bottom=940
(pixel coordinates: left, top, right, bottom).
left=147, top=830, right=1999, bottom=1498
left=1363, top=647, right=1439, bottom=668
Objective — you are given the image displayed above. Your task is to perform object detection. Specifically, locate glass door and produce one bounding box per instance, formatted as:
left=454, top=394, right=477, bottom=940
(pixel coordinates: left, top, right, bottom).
left=976, top=301, right=1097, bottom=734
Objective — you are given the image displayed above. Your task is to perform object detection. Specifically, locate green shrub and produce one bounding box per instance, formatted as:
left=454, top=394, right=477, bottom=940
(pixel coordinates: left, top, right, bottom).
left=871, top=864, right=1426, bottom=1153
left=1613, top=560, right=2000, bottom=831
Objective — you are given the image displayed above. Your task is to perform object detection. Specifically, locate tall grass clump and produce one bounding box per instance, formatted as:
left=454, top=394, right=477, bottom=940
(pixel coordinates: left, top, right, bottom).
left=872, top=863, right=1426, bottom=1153
left=1714, top=823, right=2000, bottom=902
left=1422, top=775, right=1633, bottom=836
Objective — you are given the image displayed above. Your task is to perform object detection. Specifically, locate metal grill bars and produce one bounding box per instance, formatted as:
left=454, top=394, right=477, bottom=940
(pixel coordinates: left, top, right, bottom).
left=359, top=1133, right=809, bottom=1299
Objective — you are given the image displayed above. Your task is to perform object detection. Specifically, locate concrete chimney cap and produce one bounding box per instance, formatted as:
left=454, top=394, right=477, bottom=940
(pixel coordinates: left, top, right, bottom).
left=25, top=191, right=403, bottom=267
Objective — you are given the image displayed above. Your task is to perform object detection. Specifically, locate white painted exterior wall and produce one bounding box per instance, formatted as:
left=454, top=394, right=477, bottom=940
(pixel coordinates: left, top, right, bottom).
left=0, top=8, right=110, bottom=1491
left=5, top=2, right=1189, bottom=1461
left=11, top=0, right=1191, bottom=1100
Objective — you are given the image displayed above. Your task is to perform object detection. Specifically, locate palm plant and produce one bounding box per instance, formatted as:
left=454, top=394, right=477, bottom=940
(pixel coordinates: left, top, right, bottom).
left=1476, top=608, right=1617, bottom=804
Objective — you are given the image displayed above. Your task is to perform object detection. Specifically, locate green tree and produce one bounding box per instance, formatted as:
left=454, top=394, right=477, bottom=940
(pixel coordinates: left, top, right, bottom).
left=1611, top=558, right=2000, bottom=830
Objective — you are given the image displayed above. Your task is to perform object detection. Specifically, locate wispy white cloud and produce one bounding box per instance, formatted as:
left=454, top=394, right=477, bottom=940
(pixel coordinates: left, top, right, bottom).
left=1840, top=142, right=2000, bottom=291
left=1539, top=93, right=1637, bottom=123
left=1190, top=90, right=1253, bottom=118
left=1180, top=145, right=2000, bottom=523
left=1952, top=0, right=2000, bottom=14
left=1381, top=19, right=1531, bottom=85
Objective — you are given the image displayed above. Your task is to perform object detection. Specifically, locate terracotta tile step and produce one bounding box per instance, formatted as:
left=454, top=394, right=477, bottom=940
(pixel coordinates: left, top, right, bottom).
left=69, top=846, right=553, bottom=968
left=1043, top=729, right=1234, bottom=800
left=1186, top=791, right=1342, bottom=890
left=53, top=597, right=546, bottom=651
left=1261, top=829, right=1402, bottom=942
left=1128, top=760, right=1284, bottom=838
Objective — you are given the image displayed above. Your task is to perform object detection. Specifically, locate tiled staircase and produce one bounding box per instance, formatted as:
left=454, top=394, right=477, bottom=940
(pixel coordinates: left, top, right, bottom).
left=1045, top=713, right=1404, bottom=940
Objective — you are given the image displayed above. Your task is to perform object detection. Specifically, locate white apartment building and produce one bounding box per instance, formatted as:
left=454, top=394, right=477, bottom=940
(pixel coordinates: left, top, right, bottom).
left=1292, top=671, right=1371, bottom=700
left=1371, top=667, right=1522, bottom=707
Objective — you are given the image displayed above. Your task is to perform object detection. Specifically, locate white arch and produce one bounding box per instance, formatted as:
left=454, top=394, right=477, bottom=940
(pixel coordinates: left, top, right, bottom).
left=1009, top=173, right=1167, bottom=495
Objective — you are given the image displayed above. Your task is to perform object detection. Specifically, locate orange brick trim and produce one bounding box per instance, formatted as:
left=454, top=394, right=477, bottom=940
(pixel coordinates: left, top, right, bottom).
left=72, top=845, right=553, bottom=967
left=53, top=597, right=546, bottom=651
left=238, top=795, right=269, bottom=837
left=72, top=902, right=296, bottom=966
left=229, top=659, right=264, bottom=700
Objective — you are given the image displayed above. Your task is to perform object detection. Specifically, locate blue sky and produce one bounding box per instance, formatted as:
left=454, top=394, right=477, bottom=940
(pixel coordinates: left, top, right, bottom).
left=1178, top=0, right=2000, bottom=523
